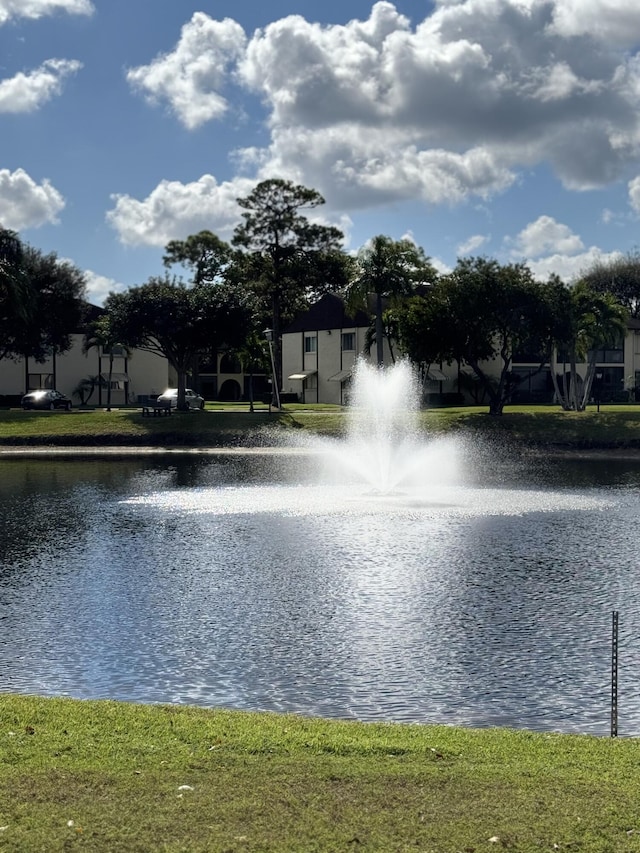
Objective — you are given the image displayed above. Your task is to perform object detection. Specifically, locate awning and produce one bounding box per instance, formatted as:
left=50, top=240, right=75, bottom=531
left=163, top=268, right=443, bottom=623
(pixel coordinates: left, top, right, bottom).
left=426, top=368, right=448, bottom=382
left=288, top=370, right=317, bottom=380
left=100, top=372, right=130, bottom=382
left=328, top=370, right=352, bottom=382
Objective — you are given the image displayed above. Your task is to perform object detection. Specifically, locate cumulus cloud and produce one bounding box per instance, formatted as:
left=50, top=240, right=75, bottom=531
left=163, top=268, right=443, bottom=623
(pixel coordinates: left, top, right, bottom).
left=628, top=176, right=640, bottom=213
left=0, top=0, right=93, bottom=24
left=457, top=234, right=489, bottom=255
left=528, top=248, right=623, bottom=282
left=549, top=0, right=640, bottom=47
left=504, top=213, right=621, bottom=281
left=117, top=1, right=640, bottom=239
left=106, top=174, right=256, bottom=246
left=0, top=168, right=65, bottom=230
left=511, top=215, right=584, bottom=258
left=126, top=13, right=246, bottom=130
left=83, top=270, right=127, bottom=306
left=0, top=59, right=82, bottom=113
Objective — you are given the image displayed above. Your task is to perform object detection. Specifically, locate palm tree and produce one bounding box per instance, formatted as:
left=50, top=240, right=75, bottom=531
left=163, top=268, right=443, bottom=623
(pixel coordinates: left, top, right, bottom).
left=550, top=281, right=628, bottom=411
left=0, top=228, right=30, bottom=329
left=347, top=236, right=435, bottom=367
left=83, top=315, right=130, bottom=411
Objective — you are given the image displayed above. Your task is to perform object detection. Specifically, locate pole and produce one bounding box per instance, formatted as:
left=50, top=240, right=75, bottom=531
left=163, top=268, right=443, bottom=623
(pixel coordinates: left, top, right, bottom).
left=611, top=610, right=618, bottom=738
left=268, top=339, right=280, bottom=410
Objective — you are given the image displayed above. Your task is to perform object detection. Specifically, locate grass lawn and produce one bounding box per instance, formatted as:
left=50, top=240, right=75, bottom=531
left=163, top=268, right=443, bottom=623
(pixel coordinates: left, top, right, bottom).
left=1, top=695, right=639, bottom=852
left=0, top=403, right=640, bottom=449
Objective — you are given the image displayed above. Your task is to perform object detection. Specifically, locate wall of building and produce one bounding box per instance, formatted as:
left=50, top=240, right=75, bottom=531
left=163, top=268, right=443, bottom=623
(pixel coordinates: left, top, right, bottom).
left=0, top=334, right=169, bottom=406
left=283, top=326, right=398, bottom=405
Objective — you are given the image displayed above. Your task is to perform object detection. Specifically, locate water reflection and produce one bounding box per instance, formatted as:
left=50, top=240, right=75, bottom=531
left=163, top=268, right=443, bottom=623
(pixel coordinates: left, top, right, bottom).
left=1, top=451, right=640, bottom=735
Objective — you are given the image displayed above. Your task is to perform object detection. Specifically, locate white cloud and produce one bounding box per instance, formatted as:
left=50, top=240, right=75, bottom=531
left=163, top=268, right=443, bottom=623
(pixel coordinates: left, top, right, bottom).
left=106, top=174, right=255, bottom=246
left=83, top=270, right=127, bottom=306
left=0, top=59, right=82, bottom=113
left=0, top=168, right=65, bottom=230
left=457, top=233, right=489, bottom=255
left=528, top=248, right=623, bottom=282
left=549, top=0, right=640, bottom=47
left=122, top=2, right=640, bottom=213
left=126, top=13, right=246, bottom=130
left=628, top=176, right=640, bottom=213
left=511, top=215, right=584, bottom=258
left=0, top=0, right=93, bottom=24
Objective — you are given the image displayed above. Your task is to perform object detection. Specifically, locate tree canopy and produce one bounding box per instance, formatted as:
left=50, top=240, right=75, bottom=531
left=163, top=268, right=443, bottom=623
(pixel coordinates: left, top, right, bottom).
left=347, top=235, right=437, bottom=366
left=580, top=251, right=640, bottom=318
left=398, top=257, right=556, bottom=415
left=232, top=178, right=351, bottom=392
left=104, top=275, right=252, bottom=410
left=162, top=231, right=234, bottom=286
left=0, top=233, right=86, bottom=374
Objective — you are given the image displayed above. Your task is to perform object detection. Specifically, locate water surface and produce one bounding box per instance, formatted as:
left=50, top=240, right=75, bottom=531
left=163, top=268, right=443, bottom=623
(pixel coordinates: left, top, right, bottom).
left=1, top=447, right=639, bottom=736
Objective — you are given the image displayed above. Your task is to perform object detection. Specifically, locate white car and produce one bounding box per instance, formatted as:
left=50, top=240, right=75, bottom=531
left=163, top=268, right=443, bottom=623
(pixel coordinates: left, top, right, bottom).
left=156, top=388, right=205, bottom=410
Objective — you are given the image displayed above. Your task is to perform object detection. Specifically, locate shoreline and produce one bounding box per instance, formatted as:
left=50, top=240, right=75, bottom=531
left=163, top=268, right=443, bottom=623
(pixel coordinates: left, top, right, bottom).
left=1, top=443, right=640, bottom=460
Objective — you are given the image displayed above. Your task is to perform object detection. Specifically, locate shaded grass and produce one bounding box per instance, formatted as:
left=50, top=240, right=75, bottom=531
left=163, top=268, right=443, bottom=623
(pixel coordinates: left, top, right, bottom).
left=0, top=405, right=640, bottom=449
left=1, top=695, right=640, bottom=852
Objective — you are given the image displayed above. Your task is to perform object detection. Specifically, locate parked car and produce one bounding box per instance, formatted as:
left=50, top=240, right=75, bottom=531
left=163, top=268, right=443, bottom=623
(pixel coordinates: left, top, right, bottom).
left=21, top=389, right=72, bottom=411
left=156, top=388, right=205, bottom=410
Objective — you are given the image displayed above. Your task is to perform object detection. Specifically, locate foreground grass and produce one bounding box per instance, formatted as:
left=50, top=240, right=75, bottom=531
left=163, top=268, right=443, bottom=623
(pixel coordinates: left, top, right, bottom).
left=0, top=404, right=640, bottom=449
left=1, top=696, right=639, bottom=852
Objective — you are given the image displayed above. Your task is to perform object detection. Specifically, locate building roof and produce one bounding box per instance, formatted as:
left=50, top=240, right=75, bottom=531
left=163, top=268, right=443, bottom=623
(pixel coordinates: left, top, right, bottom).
left=283, top=293, right=370, bottom=333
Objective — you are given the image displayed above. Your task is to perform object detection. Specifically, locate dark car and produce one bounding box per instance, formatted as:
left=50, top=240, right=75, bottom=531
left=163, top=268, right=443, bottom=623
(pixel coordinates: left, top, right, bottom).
left=21, top=389, right=72, bottom=411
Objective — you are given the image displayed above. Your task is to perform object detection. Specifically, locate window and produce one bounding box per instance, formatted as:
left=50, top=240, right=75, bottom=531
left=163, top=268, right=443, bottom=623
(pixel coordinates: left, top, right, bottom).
left=28, top=373, right=53, bottom=389
left=304, top=335, right=317, bottom=353
left=341, top=332, right=355, bottom=351
left=103, top=345, right=125, bottom=356
left=593, top=337, right=624, bottom=363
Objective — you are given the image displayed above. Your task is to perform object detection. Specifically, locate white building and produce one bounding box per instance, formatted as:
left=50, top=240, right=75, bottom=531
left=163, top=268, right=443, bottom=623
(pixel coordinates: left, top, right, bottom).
left=0, top=306, right=170, bottom=407
left=282, top=294, right=640, bottom=406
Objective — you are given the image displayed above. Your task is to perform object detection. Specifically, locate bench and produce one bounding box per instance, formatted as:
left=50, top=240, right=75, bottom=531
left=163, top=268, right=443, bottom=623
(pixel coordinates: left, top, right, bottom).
left=141, top=402, right=171, bottom=417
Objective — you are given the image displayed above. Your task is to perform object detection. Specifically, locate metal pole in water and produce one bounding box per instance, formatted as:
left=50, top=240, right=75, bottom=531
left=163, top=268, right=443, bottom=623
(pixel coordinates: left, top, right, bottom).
left=611, top=610, right=619, bottom=738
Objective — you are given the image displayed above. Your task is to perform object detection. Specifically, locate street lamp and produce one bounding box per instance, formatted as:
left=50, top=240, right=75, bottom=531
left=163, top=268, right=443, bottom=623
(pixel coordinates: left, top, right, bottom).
left=264, top=328, right=281, bottom=410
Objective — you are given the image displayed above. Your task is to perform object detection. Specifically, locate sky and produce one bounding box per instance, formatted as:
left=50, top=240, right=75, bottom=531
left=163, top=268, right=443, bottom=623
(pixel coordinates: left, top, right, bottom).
left=3, top=0, right=640, bottom=305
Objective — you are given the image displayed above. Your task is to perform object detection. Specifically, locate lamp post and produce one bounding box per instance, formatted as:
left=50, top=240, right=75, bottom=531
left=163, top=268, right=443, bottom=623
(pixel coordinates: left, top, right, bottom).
left=264, top=328, right=281, bottom=410
left=596, top=371, right=603, bottom=413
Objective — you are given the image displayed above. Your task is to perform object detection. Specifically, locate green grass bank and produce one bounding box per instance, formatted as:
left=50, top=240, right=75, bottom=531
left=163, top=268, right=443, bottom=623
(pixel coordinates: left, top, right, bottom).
left=1, top=403, right=640, bottom=450
left=1, top=695, right=639, bottom=852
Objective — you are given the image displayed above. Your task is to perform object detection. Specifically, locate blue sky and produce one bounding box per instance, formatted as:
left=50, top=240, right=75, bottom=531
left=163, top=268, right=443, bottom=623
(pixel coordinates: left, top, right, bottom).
left=3, top=0, right=640, bottom=304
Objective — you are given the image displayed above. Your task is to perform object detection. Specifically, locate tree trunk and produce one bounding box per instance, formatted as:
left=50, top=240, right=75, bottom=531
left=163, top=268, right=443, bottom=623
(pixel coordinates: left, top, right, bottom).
left=550, top=348, right=570, bottom=409
left=272, top=293, right=282, bottom=399
left=177, top=369, right=188, bottom=411
left=375, top=291, right=384, bottom=367
left=106, top=352, right=113, bottom=411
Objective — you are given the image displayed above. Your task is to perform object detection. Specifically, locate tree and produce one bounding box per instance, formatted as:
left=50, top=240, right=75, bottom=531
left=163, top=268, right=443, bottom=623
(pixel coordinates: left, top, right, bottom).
left=347, top=235, right=437, bottom=367
left=232, top=179, right=351, bottom=395
left=6, top=246, right=86, bottom=389
left=162, top=231, right=233, bottom=286
left=580, top=251, right=640, bottom=318
left=549, top=279, right=628, bottom=411
left=83, top=314, right=131, bottom=411
left=398, top=257, right=555, bottom=415
left=72, top=375, right=107, bottom=406
left=104, top=275, right=252, bottom=411
left=0, top=229, right=30, bottom=355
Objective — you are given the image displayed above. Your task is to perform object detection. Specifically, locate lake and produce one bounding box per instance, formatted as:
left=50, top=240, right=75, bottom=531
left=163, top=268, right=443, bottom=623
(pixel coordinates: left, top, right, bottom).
left=1, top=444, right=640, bottom=736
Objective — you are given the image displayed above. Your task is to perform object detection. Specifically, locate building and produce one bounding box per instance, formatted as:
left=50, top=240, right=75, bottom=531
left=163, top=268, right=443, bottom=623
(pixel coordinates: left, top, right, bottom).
left=281, top=293, right=374, bottom=405
left=282, top=293, right=640, bottom=406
